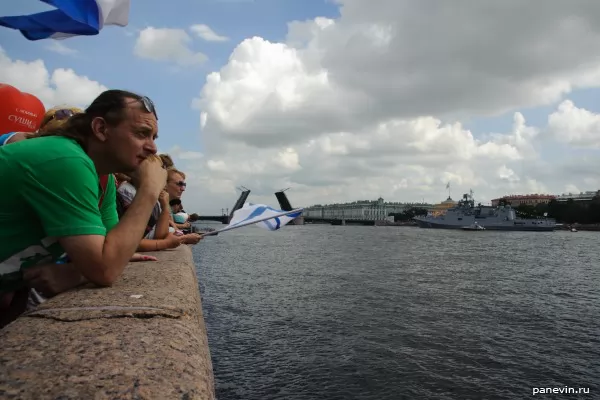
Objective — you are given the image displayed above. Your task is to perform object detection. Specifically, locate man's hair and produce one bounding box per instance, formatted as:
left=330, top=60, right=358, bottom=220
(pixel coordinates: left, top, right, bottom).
left=169, top=198, right=182, bottom=206
left=167, top=167, right=186, bottom=180
left=159, top=154, right=174, bottom=169
left=39, top=89, right=146, bottom=148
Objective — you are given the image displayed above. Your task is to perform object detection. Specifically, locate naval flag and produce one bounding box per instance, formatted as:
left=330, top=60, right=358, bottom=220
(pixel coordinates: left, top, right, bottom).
left=203, top=203, right=304, bottom=236
left=0, top=0, right=130, bottom=41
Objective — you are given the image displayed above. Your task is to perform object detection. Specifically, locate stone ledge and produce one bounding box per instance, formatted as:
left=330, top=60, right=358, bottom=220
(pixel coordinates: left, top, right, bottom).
left=0, top=246, right=215, bottom=400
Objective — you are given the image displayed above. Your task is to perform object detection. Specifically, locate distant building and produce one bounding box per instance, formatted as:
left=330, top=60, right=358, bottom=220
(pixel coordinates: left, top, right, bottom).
left=430, top=196, right=458, bottom=216
left=554, top=190, right=600, bottom=203
left=304, top=197, right=433, bottom=221
left=491, top=194, right=555, bottom=207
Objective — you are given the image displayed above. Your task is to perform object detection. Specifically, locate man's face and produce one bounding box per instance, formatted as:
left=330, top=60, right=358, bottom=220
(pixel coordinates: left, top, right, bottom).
left=167, top=172, right=186, bottom=199
left=105, top=100, right=158, bottom=172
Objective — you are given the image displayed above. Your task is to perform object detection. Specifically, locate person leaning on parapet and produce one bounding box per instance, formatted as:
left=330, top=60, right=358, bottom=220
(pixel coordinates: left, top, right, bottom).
left=0, top=106, right=150, bottom=257
left=166, top=167, right=191, bottom=228
left=0, top=104, right=142, bottom=325
left=165, top=167, right=202, bottom=242
left=0, top=90, right=167, bottom=319
left=166, top=166, right=186, bottom=200
left=115, top=172, right=185, bottom=251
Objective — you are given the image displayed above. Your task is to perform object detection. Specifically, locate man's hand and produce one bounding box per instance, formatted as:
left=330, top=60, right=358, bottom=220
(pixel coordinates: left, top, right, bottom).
left=181, top=233, right=203, bottom=245
left=130, top=253, right=158, bottom=262
left=23, top=263, right=85, bottom=297
left=137, top=156, right=167, bottom=197
left=158, top=190, right=169, bottom=207
left=163, top=234, right=183, bottom=249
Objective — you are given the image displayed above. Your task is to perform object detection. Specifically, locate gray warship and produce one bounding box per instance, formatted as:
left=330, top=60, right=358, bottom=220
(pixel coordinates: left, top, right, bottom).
left=414, top=192, right=556, bottom=231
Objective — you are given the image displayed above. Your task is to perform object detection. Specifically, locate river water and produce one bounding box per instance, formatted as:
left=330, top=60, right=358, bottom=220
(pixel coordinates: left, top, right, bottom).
left=192, top=225, right=599, bottom=400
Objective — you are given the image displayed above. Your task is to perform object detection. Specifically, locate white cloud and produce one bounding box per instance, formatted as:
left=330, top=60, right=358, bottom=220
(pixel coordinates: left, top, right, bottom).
left=180, top=1, right=600, bottom=213
left=171, top=105, right=598, bottom=213
left=194, top=2, right=600, bottom=152
left=497, top=165, right=520, bottom=183
left=0, top=46, right=106, bottom=108
left=45, top=41, right=77, bottom=56
left=190, top=24, right=229, bottom=42
left=134, top=27, right=207, bottom=66
left=547, top=100, right=600, bottom=148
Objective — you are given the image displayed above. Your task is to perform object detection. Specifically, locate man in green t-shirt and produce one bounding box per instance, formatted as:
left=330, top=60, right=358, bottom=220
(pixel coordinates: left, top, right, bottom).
left=0, top=89, right=166, bottom=298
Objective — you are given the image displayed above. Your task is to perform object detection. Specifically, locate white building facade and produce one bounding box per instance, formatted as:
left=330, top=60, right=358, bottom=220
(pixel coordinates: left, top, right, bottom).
left=304, top=198, right=433, bottom=221
left=554, top=190, right=600, bottom=202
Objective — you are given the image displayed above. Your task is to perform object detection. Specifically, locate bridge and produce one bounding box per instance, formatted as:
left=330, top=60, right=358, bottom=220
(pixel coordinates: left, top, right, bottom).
left=274, top=189, right=305, bottom=225
left=194, top=214, right=229, bottom=224
left=192, top=188, right=306, bottom=225
left=193, top=189, right=251, bottom=224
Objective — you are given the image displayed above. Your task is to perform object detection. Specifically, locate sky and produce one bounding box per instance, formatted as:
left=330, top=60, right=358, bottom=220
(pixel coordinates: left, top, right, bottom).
left=1, top=0, right=599, bottom=214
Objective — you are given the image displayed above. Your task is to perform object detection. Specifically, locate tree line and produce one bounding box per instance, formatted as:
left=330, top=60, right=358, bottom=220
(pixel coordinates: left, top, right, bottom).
left=511, top=198, right=600, bottom=224
left=389, top=207, right=428, bottom=222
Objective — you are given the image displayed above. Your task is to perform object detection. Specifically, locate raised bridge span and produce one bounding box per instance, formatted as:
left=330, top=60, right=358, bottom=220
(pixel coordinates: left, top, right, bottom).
left=193, top=189, right=304, bottom=225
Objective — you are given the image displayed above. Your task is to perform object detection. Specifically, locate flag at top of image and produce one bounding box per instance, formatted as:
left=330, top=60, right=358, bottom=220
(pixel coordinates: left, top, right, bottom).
left=0, top=0, right=130, bottom=41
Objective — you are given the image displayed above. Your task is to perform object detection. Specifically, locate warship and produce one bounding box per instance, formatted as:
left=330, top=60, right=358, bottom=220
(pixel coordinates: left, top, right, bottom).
left=414, top=191, right=556, bottom=231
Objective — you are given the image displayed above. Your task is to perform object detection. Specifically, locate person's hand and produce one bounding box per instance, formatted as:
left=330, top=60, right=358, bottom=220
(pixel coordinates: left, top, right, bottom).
left=137, top=155, right=167, bottom=197
left=163, top=234, right=183, bottom=249
left=181, top=233, right=203, bottom=245
left=182, top=221, right=191, bottom=229
left=23, top=263, right=85, bottom=297
left=158, top=190, right=169, bottom=207
left=130, top=253, right=158, bottom=262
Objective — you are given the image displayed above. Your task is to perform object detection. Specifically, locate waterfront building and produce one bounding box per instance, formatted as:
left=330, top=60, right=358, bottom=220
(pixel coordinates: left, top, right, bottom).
left=430, top=197, right=458, bottom=216
left=491, top=194, right=555, bottom=207
left=304, top=197, right=434, bottom=221
left=554, top=190, right=600, bottom=203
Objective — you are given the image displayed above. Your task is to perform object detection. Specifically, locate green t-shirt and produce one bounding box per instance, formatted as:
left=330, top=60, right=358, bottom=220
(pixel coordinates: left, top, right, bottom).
left=100, top=175, right=118, bottom=232
left=0, top=136, right=117, bottom=293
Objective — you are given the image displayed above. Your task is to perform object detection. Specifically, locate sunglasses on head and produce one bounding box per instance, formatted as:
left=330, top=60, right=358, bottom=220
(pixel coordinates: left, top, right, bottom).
left=140, top=96, right=158, bottom=120
left=51, top=109, right=76, bottom=121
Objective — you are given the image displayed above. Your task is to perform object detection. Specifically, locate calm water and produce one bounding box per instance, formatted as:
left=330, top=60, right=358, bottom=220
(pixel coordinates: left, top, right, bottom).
left=192, top=225, right=599, bottom=400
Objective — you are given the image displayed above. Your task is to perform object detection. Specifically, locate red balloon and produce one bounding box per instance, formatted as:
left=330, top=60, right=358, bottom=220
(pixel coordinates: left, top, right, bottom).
left=0, top=84, right=45, bottom=135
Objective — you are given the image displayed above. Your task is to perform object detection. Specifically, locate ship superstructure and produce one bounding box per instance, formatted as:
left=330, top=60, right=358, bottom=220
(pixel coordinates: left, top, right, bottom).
left=414, top=192, right=556, bottom=231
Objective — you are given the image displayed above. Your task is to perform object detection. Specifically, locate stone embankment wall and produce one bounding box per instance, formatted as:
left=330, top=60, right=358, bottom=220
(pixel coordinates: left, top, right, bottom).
left=0, top=246, right=215, bottom=400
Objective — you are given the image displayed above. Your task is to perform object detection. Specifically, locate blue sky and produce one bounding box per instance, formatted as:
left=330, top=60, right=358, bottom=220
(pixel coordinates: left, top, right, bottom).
left=0, top=0, right=340, bottom=155
left=1, top=1, right=599, bottom=212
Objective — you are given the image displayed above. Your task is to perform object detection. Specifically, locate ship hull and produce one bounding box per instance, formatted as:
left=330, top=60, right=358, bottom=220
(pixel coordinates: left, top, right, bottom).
left=414, top=218, right=555, bottom=231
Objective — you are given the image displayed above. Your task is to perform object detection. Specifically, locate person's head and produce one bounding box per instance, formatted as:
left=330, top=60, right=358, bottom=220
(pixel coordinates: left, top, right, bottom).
left=0, top=106, right=82, bottom=145
left=169, top=198, right=183, bottom=213
left=166, top=167, right=186, bottom=199
left=40, top=89, right=159, bottom=174
left=36, top=106, right=83, bottom=135
left=159, top=154, right=174, bottom=169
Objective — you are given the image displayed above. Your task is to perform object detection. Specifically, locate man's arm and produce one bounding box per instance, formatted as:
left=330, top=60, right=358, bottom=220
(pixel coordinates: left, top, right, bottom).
left=136, top=235, right=182, bottom=252
left=100, top=174, right=119, bottom=232
left=23, top=156, right=166, bottom=287
left=153, top=191, right=171, bottom=239
left=59, top=186, right=158, bottom=285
